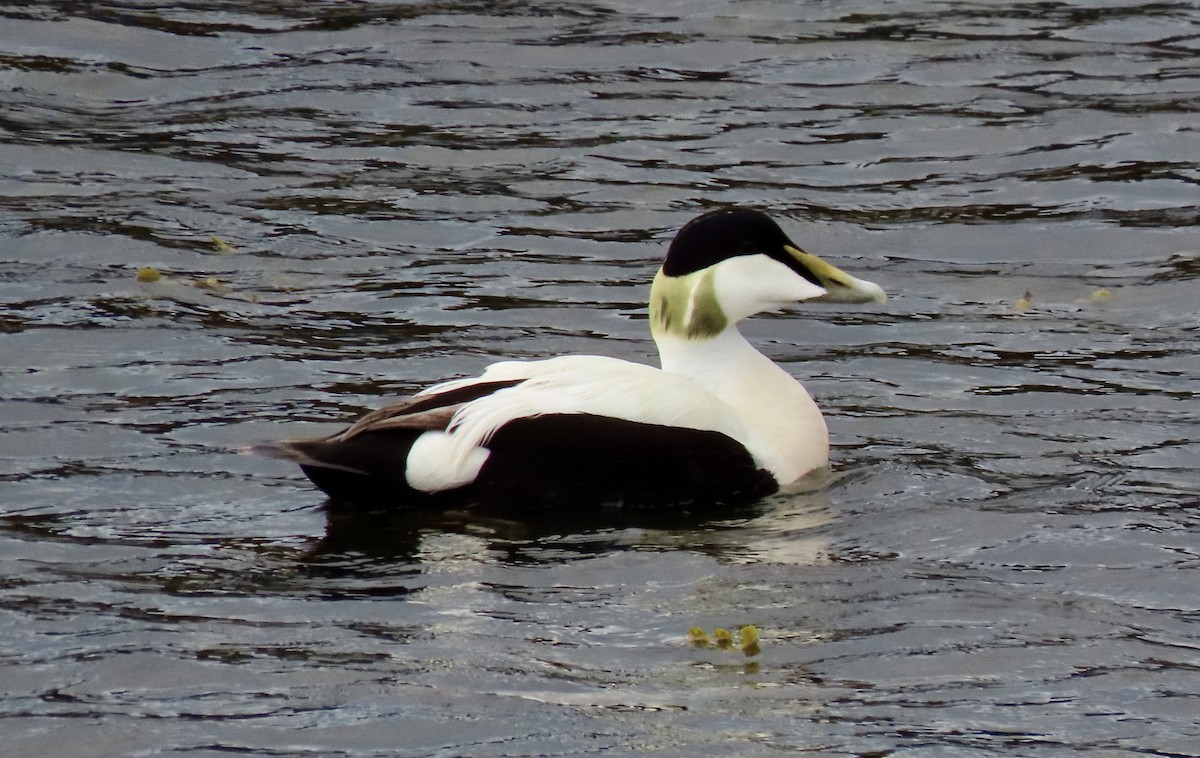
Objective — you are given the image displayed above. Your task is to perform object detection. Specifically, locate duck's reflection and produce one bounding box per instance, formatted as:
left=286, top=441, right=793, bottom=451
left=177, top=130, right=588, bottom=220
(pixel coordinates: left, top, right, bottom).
left=303, top=473, right=835, bottom=569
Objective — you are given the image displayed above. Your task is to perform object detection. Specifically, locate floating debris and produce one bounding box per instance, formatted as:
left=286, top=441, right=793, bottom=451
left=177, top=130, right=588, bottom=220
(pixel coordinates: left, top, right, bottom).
left=687, top=624, right=761, bottom=657
left=1090, top=288, right=1113, bottom=303
left=739, top=624, right=761, bottom=657
left=210, top=234, right=239, bottom=254
left=132, top=260, right=292, bottom=307
left=135, top=266, right=162, bottom=283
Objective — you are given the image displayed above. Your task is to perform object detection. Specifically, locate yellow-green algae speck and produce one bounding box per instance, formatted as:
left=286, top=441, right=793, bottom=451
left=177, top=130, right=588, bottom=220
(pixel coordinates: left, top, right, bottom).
left=687, top=625, right=762, bottom=657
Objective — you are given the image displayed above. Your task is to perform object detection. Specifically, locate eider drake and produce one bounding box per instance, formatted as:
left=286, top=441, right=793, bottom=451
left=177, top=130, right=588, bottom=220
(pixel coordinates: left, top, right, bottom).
left=258, top=208, right=886, bottom=511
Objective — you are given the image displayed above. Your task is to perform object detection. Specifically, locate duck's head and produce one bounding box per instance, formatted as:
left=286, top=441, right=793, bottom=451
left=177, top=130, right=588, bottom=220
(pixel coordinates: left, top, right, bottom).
left=649, top=208, right=886, bottom=340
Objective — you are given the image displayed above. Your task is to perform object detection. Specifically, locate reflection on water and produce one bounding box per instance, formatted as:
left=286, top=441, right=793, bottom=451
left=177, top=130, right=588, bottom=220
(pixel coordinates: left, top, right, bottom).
left=2, top=0, right=1199, bottom=755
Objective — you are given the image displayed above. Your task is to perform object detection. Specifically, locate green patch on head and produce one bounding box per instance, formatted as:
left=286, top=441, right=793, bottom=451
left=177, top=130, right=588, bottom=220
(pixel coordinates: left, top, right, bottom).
left=650, top=268, right=728, bottom=340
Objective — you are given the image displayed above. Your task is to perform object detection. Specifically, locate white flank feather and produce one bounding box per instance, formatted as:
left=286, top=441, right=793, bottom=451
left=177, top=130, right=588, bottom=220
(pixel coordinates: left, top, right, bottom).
left=405, top=431, right=491, bottom=492
left=460, top=361, right=750, bottom=446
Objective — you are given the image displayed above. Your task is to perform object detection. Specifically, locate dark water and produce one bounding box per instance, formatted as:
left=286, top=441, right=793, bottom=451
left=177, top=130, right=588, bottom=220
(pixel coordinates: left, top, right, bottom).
left=2, top=1, right=1199, bottom=755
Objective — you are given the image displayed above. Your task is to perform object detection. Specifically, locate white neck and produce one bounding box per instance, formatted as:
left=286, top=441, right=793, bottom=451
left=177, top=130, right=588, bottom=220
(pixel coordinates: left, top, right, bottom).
left=653, top=326, right=829, bottom=484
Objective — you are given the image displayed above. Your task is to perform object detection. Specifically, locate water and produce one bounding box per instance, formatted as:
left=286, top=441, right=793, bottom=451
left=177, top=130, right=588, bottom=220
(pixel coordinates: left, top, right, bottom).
left=2, top=1, right=1198, bottom=755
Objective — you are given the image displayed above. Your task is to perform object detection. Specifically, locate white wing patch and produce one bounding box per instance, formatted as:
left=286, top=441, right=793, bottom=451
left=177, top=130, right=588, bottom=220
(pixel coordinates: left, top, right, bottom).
left=405, top=432, right=491, bottom=492
left=403, top=356, right=757, bottom=493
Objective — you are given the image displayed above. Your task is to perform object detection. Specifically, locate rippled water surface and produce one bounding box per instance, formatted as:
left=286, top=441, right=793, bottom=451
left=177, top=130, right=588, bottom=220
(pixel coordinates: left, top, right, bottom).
left=3, top=1, right=1199, bottom=755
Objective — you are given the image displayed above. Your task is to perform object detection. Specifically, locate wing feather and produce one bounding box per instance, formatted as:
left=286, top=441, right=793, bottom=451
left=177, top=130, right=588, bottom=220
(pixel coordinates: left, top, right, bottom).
left=334, top=378, right=524, bottom=441
left=431, top=358, right=761, bottom=470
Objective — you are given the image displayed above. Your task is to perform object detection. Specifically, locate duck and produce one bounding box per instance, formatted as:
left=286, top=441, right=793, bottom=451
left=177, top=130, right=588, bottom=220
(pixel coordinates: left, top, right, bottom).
left=256, top=208, right=886, bottom=511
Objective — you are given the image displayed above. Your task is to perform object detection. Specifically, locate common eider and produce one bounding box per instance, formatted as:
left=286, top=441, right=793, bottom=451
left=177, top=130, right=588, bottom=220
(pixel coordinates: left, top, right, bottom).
left=257, top=208, right=886, bottom=511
